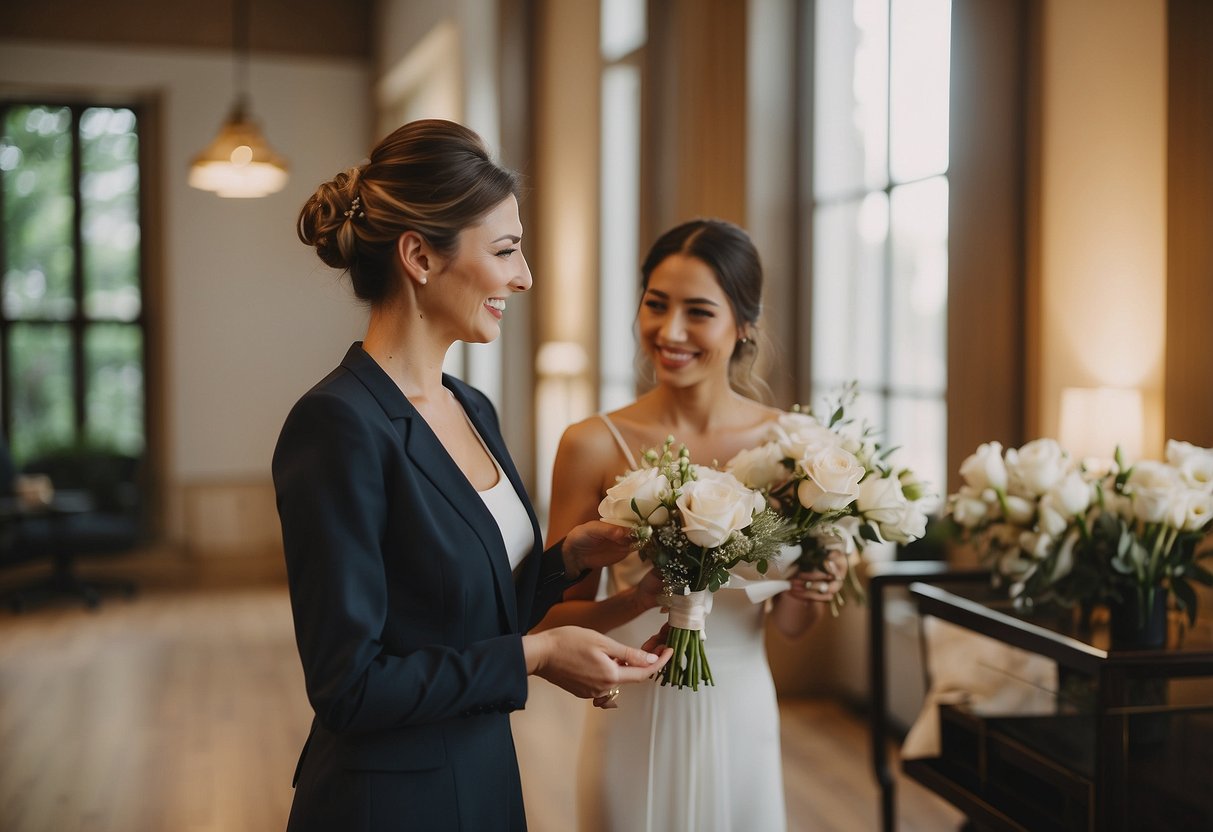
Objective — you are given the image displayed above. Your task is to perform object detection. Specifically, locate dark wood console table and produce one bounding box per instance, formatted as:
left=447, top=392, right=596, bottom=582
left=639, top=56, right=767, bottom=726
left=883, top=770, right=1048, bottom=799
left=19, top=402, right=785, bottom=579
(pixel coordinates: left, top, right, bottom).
left=900, top=581, right=1213, bottom=831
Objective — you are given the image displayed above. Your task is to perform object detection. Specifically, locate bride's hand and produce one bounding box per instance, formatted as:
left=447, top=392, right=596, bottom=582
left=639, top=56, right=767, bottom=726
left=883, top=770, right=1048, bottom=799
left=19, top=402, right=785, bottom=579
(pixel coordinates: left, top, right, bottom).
left=560, top=520, right=635, bottom=577
left=785, top=550, right=847, bottom=604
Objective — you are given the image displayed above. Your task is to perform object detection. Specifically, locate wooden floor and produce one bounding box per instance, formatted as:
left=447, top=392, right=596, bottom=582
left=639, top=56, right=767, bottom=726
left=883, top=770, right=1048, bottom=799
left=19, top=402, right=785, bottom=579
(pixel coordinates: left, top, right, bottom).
left=0, top=583, right=963, bottom=831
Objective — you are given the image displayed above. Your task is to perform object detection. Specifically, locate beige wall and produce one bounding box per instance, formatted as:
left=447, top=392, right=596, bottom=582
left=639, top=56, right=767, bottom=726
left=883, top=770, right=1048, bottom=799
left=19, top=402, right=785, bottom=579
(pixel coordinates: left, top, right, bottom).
left=1035, top=0, right=1166, bottom=457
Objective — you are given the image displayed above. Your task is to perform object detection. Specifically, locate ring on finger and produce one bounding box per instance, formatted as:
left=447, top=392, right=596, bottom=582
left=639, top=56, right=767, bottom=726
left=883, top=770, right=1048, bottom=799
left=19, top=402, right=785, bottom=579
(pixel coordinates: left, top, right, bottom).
left=818, top=581, right=830, bottom=594
left=604, top=687, right=621, bottom=703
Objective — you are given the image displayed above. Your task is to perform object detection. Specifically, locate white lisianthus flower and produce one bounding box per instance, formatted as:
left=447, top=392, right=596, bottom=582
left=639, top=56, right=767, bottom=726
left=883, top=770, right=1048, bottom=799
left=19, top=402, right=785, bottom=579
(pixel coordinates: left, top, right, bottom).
left=1003, top=494, right=1036, bottom=525
left=1184, top=491, right=1213, bottom=532
left=725, top=442, right=789, bottom=492
left=1049, top=470, right=1092, bottom=517
left=1005, top=438, right=1068, bottom=497
left=959, top=441, right=1008, bottom=492
left=1037, top=495, right=1069, bottom=538
left=1050, top=530, right=1079, bottom=581
left=950, top=486, right=991, bottom=528
left=1018, top=530, right=1053, bottom=560
left=675, top=472, right=761, bottom=548
left=1165, top=440, right=1213, bottom=493
left=1124, top=461, right=1184, bottom=525
left=795, top=445, right=864, bottom=513
left=598, top=467, right=671, bottom=528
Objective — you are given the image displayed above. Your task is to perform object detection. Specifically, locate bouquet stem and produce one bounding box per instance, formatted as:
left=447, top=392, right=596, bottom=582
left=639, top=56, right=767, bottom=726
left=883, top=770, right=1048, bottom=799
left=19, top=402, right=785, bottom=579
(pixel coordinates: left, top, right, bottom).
left=660, top=590, right=713, bottom=690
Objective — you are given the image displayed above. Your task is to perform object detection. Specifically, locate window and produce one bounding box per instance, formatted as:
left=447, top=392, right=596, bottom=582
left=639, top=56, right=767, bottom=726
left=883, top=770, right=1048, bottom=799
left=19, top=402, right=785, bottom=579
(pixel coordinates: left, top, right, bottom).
left=0, top=102, right=146, bottom=464
left=810, top=0, right=951, bottom=496
left=598, top=0, right=647, bottom=410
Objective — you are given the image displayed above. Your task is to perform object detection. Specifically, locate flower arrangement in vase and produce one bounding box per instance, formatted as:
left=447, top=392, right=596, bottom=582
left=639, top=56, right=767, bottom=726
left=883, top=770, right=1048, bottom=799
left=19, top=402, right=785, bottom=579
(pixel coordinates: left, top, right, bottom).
left=946, top=437, right=1213, bottom=647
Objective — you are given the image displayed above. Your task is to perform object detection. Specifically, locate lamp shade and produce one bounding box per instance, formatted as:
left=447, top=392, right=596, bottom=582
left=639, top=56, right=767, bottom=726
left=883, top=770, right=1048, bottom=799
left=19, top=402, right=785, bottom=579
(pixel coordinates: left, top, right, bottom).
left=188, top=100, right=288, bottom=198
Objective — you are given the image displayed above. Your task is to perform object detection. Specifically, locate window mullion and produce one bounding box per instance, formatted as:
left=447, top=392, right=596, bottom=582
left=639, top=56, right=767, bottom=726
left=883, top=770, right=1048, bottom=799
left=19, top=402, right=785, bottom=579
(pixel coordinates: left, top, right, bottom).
left=70, top=105, right=87, bottom=440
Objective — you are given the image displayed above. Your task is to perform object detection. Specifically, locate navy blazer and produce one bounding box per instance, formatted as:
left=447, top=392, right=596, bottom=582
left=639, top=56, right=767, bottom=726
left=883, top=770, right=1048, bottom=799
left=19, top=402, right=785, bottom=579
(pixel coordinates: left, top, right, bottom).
left=272, top=343, right=574, bottom=831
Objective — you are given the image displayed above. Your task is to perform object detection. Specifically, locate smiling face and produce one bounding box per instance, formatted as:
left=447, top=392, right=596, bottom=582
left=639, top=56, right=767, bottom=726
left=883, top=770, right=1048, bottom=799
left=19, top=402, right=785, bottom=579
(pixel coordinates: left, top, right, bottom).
left=427, top=194, right=532, bottom=344
left=638, top=253, right=745, bottom=389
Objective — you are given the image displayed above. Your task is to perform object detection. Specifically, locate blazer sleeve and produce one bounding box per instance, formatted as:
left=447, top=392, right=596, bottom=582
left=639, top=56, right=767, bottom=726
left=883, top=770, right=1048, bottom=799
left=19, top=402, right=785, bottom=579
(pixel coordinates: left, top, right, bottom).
left=273, top=391, right=529, bottom=735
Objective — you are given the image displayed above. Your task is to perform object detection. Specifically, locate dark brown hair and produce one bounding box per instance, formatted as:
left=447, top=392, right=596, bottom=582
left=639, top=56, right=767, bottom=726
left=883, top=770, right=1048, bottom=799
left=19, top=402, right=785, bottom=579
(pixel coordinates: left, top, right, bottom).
left=640, top=218, right=768, bottom=398
left=297, top=119, right=519, bottom=303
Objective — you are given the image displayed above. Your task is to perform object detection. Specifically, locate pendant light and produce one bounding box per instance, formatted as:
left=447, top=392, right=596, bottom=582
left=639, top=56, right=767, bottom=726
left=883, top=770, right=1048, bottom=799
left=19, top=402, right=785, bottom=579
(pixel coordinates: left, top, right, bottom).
left=189, top=0, right=289, bottom=198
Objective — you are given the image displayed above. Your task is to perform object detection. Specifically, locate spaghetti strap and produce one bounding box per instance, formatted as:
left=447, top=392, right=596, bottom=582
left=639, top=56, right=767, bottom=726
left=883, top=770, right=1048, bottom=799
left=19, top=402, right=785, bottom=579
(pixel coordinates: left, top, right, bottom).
left=597, top=413, right=640, bottom=470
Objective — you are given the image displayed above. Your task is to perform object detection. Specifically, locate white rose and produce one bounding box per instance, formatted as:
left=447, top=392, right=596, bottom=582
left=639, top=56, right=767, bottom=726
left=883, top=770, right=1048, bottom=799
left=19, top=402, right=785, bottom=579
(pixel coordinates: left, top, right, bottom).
left=725, top=442, right=790, bottom=491
left=959, top=441, right=1007, bottom=492
left=882, top=501, right=928, bottom=545
left=1005, top=438, right=1067, bottom=496
left=857, top=475, right=907, bottom=525
left=795, top=445, right=864, bottom=513
left=1124, top=461, right=1184, bottom=525
left=774, top=412, right=842, bottom=462
left=1048, top=470, right=1092, bottom=517
left=675, top=472, right=760, bottom=548
left=598, top=467, right=671, bottom=528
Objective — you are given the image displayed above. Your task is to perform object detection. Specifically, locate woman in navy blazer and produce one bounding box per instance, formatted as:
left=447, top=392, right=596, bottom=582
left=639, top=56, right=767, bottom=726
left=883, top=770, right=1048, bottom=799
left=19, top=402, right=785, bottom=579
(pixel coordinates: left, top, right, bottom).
left=275, top=120, right=669, bottom=831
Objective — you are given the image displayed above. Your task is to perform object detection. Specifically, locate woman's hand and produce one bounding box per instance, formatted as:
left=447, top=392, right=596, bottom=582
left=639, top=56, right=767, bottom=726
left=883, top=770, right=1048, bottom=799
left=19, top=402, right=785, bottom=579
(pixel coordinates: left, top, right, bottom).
left=560, top=520, right=636, bottom=577
left=522, top=626, right=672, bottom=708
left=630, top=568, right=667, bottom=615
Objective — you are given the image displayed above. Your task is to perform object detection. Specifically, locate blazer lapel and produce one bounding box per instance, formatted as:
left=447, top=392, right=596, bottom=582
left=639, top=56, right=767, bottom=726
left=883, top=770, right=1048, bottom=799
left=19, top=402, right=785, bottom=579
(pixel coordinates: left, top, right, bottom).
left=339, top=344, right=520, bottom=632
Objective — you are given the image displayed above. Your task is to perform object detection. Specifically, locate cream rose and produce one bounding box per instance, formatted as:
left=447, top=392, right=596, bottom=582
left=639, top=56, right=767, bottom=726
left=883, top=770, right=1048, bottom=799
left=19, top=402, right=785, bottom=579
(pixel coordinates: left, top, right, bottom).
left=675, top=471, right=761, bottom=548
left=856, top=475, right=907, bottom=526
left=598, top=467, right=671, bottom=528
left=795, top=445, right=864, bottom=513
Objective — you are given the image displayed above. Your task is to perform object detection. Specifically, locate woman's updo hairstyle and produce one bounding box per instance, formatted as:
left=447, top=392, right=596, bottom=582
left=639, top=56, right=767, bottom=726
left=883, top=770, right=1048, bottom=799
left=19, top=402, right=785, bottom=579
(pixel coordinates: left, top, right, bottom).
left=297, top=119, right=519, bottom=303
left=639, top=218, right=770, bottom=400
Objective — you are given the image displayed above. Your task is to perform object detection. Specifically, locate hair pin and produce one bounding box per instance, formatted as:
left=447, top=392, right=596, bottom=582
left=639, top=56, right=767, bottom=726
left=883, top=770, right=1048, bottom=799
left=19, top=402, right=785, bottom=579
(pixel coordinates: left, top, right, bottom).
left=344, top=194, right=366, bottom=219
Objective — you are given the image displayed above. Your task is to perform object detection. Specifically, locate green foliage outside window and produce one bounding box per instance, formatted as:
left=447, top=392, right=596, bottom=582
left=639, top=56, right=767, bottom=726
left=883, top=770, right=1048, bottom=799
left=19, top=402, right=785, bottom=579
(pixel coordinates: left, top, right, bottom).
left=0, top=103, right=146, bottom=465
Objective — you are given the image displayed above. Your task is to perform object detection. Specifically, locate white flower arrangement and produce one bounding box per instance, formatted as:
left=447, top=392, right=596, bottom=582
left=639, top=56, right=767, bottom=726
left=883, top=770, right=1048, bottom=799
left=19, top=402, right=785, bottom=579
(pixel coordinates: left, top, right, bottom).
left=946, top=437, right=1213, bottom=626
left=599, top=438, right=795, bottom=690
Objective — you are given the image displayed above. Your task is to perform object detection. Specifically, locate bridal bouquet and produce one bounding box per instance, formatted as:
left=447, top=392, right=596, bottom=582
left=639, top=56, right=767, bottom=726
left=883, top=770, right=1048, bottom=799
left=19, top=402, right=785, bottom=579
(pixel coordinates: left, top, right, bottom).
left=947, top=438, right=1213, bottom=626
left=724, top=385, right=931, bottom=614
left=598, top=438, right=795, bottom=690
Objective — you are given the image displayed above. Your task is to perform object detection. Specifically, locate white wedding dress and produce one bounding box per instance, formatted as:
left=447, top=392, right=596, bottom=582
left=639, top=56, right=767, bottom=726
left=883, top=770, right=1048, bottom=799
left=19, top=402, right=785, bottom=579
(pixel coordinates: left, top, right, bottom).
left=576, top=415, right=788, bottom=832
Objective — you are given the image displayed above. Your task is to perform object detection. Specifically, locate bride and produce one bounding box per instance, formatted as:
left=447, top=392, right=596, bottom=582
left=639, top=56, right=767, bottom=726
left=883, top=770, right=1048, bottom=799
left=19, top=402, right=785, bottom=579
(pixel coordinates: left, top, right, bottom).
left=536, top=219, right=847, bottom=832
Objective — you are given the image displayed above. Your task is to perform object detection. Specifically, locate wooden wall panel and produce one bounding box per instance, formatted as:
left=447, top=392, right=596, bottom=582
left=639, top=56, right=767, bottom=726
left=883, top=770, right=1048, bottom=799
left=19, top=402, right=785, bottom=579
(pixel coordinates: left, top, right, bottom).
left=0, top=0, right=372, bottom=60
left=946, top=0, right=1031, bottom=489
left=1166, top=0, right=1213, bottom=447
